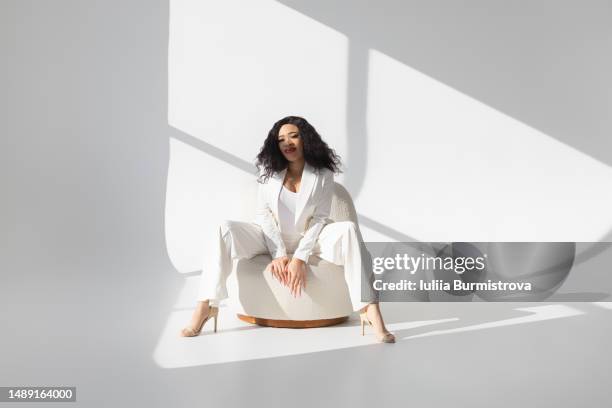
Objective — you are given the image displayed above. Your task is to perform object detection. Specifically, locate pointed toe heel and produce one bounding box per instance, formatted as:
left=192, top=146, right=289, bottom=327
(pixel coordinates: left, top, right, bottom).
left=180, top=306, right=219, bottom=337
left=359, top=311, right=395, bottom=344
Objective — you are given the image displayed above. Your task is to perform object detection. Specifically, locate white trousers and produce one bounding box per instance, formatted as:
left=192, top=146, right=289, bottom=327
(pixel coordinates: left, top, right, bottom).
left=197, top=220, right=378, bottom=311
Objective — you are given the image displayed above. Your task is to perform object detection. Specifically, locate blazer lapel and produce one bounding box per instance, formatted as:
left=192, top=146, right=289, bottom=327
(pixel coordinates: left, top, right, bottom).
left=271, top=168, right=286, bottom=222
left=294, top=163, right=316, bottom=226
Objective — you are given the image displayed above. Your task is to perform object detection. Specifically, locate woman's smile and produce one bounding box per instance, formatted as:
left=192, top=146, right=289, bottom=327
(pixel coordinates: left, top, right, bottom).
left=277, top=123, right=304, bottom=162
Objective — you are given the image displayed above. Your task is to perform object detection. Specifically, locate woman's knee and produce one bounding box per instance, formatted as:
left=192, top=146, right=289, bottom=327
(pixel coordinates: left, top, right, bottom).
left=218, top=219, right=237, bottom=235
left=323, top=220, right=358, bottom=236
left=340, top=221, right=358, bottom=233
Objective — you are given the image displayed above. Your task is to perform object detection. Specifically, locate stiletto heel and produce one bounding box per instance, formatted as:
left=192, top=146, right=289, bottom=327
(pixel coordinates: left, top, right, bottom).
left=181, top=306, right=219, bottom=337
left=359, top=307, right=395, bottom=343
left=360, top=312, right=367, bottom=336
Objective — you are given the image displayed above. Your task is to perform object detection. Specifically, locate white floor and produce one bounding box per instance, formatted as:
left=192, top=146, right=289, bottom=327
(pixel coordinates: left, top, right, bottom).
left=154, top=275, right=608, bottom=369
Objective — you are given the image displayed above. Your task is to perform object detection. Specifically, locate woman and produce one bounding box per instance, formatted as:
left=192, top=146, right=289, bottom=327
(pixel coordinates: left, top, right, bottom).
left=180, top=116, right=395, bottom=343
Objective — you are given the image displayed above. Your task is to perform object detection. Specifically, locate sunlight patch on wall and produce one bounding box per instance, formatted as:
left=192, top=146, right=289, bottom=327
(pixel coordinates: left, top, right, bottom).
left=361, top=49, right=612, bottom=242
left=168, top=0, right=349, bottom=162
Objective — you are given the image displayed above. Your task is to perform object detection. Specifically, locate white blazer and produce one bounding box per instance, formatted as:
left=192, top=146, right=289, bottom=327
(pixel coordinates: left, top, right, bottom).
left=254, top=163, right=335, bottom=262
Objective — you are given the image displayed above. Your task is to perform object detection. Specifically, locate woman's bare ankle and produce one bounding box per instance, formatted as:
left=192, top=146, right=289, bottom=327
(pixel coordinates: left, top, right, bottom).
left=366, top=303, right=391, bottom=334
left=359, top=302, right=377, bottom=314
left=194, top=300, right=211, bottom=315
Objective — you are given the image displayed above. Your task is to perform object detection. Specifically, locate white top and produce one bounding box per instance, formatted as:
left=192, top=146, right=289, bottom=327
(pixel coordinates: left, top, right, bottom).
left=278, top=185, right=302, bottom=252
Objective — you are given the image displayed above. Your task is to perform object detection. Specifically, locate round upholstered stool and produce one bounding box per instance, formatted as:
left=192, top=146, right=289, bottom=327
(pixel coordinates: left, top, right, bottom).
left=231, top=253, right=353, bottom=328
left=227, top=182, right=361, bottom=328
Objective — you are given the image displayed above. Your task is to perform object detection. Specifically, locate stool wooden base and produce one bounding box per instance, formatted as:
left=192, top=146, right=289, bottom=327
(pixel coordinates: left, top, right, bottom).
left=236, top=314, right=349, bottom=328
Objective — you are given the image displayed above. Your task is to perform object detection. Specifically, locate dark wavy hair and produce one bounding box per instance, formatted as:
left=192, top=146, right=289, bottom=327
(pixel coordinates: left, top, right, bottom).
left=255, top=116, right=342, bottom=183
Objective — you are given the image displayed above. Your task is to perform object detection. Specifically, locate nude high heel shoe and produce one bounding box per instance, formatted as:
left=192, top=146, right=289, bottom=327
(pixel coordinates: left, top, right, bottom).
left=360, top=310, right=395, bottom=343
left=180, top=306, right=219, bottom=337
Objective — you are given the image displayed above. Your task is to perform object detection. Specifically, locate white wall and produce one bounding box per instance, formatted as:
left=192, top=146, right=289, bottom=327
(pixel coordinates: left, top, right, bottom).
left=166, top=0, right=612, bottom=273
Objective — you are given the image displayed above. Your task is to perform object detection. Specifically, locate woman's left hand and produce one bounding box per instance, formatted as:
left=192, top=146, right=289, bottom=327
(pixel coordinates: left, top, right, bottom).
left=286, top=258, right=306, bottom=297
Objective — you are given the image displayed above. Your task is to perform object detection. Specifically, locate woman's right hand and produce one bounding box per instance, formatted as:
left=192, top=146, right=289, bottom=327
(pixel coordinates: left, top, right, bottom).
left=267, top=256, right=290, bottom=286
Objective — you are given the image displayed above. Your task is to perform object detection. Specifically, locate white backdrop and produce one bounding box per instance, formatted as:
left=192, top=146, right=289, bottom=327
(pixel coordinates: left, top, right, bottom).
left=166, top=0, right=612, bottom=273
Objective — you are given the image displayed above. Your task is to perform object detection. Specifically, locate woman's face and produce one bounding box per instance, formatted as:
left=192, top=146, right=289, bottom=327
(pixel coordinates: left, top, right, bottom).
left=277, top=124, right=304, bottom=162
